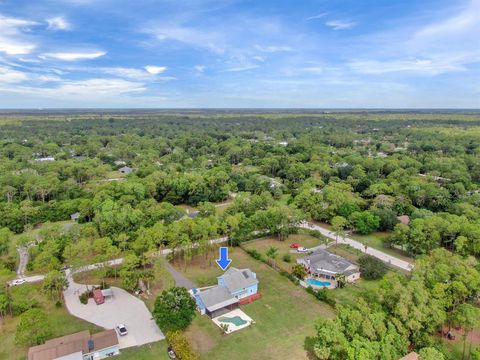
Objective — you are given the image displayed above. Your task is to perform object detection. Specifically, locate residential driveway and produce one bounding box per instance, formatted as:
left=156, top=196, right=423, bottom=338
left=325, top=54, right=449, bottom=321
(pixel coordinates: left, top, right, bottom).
left=63, top=271, right=164, bottom=349
left=166, top=262, right=196, bottom=289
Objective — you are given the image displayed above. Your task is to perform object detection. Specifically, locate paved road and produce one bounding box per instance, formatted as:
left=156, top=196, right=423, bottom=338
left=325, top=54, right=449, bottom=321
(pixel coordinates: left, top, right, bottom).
left=300, top=222, right=414, bottom=271
left=63, top=270, right=164, bottom=349
left=7, top=236, right=228, bottom=286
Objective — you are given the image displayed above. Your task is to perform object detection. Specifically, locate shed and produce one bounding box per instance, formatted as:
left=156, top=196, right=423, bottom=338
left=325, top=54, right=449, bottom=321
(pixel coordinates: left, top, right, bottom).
left=101, top=288, right=114, bottom=299
left=70, top=212, right=80, bottom=221
left=93, top=289, right=105, bottom=305
left=119, top=166, right=133, bottom=174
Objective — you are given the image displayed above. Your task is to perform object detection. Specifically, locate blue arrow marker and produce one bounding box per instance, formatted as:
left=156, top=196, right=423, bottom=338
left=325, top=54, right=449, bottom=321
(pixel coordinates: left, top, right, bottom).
left=216, top=247, right=232, bottom=271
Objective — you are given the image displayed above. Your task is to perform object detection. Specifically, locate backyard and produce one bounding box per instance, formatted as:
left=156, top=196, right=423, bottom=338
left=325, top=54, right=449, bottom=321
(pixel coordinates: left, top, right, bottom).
left=172, top=247, right=335, bottom=360
left=241, top=233, right=327, bottom=271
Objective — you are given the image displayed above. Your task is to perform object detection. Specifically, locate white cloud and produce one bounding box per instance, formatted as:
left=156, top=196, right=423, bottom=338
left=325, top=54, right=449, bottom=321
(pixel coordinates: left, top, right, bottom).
left=255, top=44, right=293, bottom=53
left=0, top=66, right=29, bottom=83
left=54, top=78, right=145, bottom=95
left=348, top=57, right=467, bottom=75
left=144, top=65, right=167, bottom=75
left=194, top=65, right=206, bottom=73
left=325, top=20, right=355, bottom=30
left=47, top=16, right=71, bottom=31
left=348, top=0, right=480, bottom=76
left=306, top=13, right=328, bottom=21
left=225, top=64, right=259, bottom=72
left=0, top=65, right=63, bottom=84
left=41, top=51, right=106, bottom=61
left=0, top=15, right=38, bottom=55
left=300, top=66, right=323, bottom=75
left=149, top=25, right=225, bottom=53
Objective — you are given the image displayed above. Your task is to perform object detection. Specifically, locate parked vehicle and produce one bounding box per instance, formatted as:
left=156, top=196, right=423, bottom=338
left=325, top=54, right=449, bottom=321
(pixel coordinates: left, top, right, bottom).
left=116, top=324, right=128, bottom=336
left=290, top=243, right=301, bottom=249
left=9, top=279, right=26, bottom=286
left=297, top=247, right=309, bottom=253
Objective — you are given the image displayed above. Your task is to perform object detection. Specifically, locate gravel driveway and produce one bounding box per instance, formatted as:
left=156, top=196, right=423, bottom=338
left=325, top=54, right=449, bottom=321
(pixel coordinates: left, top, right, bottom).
left=63, top=271, right=164, bottom=349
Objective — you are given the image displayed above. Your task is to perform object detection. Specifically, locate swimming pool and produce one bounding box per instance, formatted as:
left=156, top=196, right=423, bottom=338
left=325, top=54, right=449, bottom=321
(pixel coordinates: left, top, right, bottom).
left=218, top=316, right=248, bottom=326
left=306, top=278, right=332, bottom=287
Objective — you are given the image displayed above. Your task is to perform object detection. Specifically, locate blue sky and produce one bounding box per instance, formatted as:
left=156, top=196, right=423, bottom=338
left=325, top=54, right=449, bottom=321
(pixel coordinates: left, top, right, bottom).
left=0, top=0, right=479, bottom=108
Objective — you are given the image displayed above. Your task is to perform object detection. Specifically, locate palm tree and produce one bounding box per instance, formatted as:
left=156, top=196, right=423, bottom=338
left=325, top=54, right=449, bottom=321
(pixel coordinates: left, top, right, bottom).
left=331, top=216, right=347, bottom=248
left=266, top=246, right=279, bottom=270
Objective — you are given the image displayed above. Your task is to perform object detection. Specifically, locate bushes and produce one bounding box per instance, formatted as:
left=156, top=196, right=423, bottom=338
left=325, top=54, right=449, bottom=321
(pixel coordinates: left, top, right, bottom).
left=79, top=290, right=90, bottom=304
left=246, top=249, right=264, bottom=261
left=283, top=253, right=292, bottom=263
left=166, top=331, right=199, bottom=360
left=306, top=286, right=336, bottom=307
left=358, top=254, right=388, bottom=280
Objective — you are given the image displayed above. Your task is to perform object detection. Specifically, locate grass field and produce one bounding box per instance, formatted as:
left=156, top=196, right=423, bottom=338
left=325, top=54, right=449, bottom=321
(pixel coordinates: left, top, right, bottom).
left=117, top=342, right=171, bottom=360
left=0, top=283, right=102, bottom=360
left=242, top=233, right=326, bottom=271
left=172, top=247, right=335, bottom=360
left=348, top=232, right=413, bottom=263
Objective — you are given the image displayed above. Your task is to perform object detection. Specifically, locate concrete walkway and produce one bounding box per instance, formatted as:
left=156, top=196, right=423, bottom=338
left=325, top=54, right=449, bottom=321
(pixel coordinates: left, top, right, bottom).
left=300, top=222, right=414, bottom=271
left=63, top=270, right=164, bottom=349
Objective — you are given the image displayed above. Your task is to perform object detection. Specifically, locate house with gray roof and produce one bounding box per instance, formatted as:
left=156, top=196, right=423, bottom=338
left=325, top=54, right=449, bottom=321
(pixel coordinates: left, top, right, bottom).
left=191, top=267, right=259, bottom=318
left=297, top=249, right=360, bottom=284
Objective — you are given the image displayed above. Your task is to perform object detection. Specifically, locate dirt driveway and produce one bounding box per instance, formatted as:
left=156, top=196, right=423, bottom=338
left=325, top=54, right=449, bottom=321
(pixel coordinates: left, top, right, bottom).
left=63, top=271, right=164, bottom=349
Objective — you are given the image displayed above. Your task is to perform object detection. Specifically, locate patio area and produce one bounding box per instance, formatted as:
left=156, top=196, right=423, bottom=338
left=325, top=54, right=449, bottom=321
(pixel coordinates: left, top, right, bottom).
left=212, top=309, right=254, bottom=334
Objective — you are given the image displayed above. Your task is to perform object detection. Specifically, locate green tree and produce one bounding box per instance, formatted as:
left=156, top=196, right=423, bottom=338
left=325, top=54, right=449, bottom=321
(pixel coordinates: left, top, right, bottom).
left=15, top=308, right=52, bottom=345
left=292, top=264, right=307, bottom=280
left=266, top=246, right=279, bottom=269
left=42, top=270, right=68, bottom=302
left=311, top=318, right=348, bottom=360
left=418, top=347, right=445, bottom=360
left=331, top=216, right=347, bottom=247
left=358, top=255, right=388, bottom=280
left=153, top=287, right=196, bottom=332
left=349, top=211, right=380, bottom=235
left=0, top=227, right=13, bottom=255
left=453, top=304, right=480, bottom=360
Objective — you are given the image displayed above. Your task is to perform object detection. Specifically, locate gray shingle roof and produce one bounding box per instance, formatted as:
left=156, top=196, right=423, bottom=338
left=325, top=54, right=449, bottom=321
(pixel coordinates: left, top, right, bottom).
left=221, top=267, right=258, bottom=293
left=301, top=249, right=353, bottom=274
left=198, top=286, right=238, bottom=312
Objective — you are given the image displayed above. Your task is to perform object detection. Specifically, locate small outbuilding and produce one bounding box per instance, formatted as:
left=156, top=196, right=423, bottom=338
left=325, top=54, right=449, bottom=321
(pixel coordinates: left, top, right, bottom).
left=118, top=166, right=133, bottom=174
left=70, top=212, right=80, bottom=221
left=93, top=289, right=105, bottom=305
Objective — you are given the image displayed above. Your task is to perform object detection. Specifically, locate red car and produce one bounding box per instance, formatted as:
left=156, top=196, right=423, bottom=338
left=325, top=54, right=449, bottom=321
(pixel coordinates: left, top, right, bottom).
left=290, top=243, right=301, bottom=249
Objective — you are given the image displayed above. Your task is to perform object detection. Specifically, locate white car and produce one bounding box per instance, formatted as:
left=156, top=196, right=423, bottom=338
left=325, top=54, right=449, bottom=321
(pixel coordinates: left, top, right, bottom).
left=10, top=279, right=27, bottom=287
left=116, top=324, right=128, bottom=336
left=297, top=247, right=309, bottom=253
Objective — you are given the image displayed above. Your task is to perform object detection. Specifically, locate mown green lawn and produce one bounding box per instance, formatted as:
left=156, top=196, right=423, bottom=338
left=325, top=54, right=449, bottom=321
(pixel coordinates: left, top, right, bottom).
left=117, top=342, right=170, bottom=360
left=173, top=247, right=335, bottom=360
